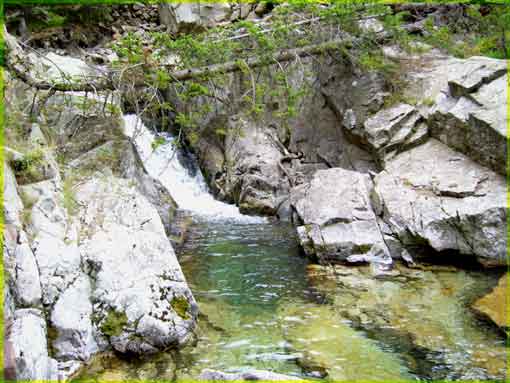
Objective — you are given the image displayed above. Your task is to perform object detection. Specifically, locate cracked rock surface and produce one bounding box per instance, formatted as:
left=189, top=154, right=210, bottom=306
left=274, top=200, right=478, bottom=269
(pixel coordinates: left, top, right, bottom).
left=372, top=139, right=506, bottom=266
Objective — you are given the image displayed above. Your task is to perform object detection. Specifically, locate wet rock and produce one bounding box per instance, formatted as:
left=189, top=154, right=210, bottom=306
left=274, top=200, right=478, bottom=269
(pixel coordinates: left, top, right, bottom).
left=8, top=309, right=59, bottom=381
left=373, top=139, right=506, bottom=266
left=472, top=274, right=509, bottom=335
left=51, top=274, right=99, bottom=361
left=76, top=176, right=197, bottom=354
left=291, top=168, right=386, bottom=263
left=347, top=243, right=397, bottom=278
left=198, top=369, right=301, bottom=381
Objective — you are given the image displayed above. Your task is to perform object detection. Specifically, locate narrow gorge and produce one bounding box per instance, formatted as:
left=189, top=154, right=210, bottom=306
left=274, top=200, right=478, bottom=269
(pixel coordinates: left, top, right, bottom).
left=3, top=2, right=508, bottom=382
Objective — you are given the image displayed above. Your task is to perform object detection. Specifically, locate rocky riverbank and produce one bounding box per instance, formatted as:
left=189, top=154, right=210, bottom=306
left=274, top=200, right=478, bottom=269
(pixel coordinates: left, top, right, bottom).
left=3, top=44, right=197, bottom=380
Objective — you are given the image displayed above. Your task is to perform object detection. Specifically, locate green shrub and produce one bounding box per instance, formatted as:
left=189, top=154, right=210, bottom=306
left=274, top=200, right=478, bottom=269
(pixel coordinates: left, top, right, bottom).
left=10, top=148, right=45, bottom=183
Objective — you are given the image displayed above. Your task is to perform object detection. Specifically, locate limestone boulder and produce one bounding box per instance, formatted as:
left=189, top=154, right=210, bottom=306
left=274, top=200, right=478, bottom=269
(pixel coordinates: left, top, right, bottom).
left=76, top=176, right=197, bottom=354
left=291, top=168, right=386, bottom=263
left=8, top=309, right=59, bottom=381
left=51, top=274, right=99, bottom=361
left=373, top=139, right=506, bottom=266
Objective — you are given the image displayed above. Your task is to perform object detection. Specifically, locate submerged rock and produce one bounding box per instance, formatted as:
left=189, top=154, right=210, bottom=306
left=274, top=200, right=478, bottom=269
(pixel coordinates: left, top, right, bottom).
left=198, top=369, right=301, bottom=381
left=472, top=274, right=509, bottom=335
left=76, top=176, right=197, bottom=354
left=305, top=263, right=508, bottom=380
left=279, top=302, right=411, bottom=381
left=373, top=139, right=506, bottom=266
left=291, top=168, right=386, bottom=263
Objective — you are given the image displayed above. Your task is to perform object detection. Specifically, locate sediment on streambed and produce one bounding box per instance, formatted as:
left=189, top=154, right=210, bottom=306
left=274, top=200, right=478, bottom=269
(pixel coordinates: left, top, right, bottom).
left=3, top=2, right=508, bottom=381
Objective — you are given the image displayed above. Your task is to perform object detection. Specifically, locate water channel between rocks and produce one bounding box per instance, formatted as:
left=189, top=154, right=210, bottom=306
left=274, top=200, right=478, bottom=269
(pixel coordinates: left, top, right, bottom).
left=76, top=117, right=507, bottom=382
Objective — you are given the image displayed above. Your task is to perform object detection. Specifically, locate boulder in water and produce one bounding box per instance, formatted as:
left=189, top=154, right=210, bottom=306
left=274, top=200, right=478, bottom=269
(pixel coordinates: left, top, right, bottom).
left=373, top=139, right=506, bottom=266
left=291, top=168, right=387, bottom=263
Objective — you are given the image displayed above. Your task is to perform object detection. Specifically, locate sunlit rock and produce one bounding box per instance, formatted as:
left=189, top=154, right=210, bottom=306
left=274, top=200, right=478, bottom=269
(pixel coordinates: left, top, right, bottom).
left=291, top=168, right=387, bottom=263
left=373, top=139, right=506, bottom=266
left=76, top=176, right=197, bottom=354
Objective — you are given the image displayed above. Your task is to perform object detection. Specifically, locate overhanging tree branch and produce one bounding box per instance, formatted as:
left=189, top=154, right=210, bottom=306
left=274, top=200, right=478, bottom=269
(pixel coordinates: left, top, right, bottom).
left=4, top=26, right=383, bottom=92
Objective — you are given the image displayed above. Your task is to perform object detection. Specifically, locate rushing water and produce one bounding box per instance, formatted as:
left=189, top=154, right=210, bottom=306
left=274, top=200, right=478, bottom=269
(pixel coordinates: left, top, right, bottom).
left=123, top=115, right=263, bottom=223
left=77, top=117, right=507, bottom=381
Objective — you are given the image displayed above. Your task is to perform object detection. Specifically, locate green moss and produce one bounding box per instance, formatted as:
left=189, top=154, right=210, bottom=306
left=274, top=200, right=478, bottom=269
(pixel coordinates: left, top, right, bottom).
left=10, top=148, right=46, bottom=184
left=100, top=310, right=128, bottom=338
left=170, top=296, right=190, bottom=320
left=63, top=176, right=79, bottom=217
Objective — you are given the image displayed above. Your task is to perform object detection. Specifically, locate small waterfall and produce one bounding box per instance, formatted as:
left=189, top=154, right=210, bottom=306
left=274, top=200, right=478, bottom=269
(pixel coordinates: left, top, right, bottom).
left=123, top=114, right=264, bottom=224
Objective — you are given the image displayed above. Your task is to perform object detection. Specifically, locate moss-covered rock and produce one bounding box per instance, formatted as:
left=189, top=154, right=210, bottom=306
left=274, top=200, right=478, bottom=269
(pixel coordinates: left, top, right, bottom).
left=170, top=296, right=190, bottom=320
left=100, top=310, right=128, bottom=338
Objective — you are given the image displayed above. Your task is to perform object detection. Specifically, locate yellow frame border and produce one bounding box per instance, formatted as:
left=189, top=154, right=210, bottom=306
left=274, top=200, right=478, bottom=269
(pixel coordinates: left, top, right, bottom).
left=0, top=1, right=509, bottom=382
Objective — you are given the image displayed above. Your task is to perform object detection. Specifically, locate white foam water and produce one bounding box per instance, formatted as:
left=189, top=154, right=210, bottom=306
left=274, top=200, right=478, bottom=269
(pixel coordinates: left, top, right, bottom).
left=123, top=114, right=265, bottom=224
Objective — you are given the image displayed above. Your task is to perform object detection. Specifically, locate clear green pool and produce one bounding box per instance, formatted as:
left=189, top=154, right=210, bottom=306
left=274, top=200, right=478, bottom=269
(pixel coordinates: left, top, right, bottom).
left=76, top=220, right=507, bottom=381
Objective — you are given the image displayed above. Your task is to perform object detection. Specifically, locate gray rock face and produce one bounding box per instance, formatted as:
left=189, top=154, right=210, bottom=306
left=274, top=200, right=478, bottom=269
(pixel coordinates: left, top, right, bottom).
left=199, top=369, right=300, bottom=381
left=360, top=103, right=427, bottom=165
left=446, top=56, right=507, bottom=98
left=158, top=2, right=266, bottom=34
left=291, top=168, right=386, bottom=263
left=14, top=242, right=42, bottom=307
left=8, top=309, right=59, bottom=381
left=426, top=58, right=507, bottom=175
left=76, top=176, right=197, bottom=354
left=119, top=141, right=178, bottom=234
left=159, top=3, right=232, bottom=34
left=4, top=162, right=23, bottom=228
left=181, top=58, right=378, bottom=217
left=223, top=115, right=287, bottom=216
left=373, top=139, right=506, bottom=266
left=4, top=163, right=23, bottom=283
left=21, top=180, right=82, bottom=306
left=51, top=274, right=98, bottom=361
left=319, top=57, right=388, bottom=134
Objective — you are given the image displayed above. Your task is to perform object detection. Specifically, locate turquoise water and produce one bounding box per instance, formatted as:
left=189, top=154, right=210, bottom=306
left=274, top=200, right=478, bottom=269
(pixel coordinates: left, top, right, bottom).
left=77, top=219, right=507, bottom=381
